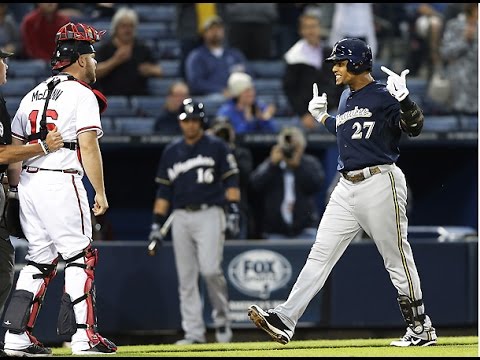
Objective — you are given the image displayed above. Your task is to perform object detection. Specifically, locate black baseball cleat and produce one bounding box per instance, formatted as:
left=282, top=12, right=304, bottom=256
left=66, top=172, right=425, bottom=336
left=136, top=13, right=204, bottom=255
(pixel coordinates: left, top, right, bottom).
left=248, top=304, right=293, bottom=345
left=4, top=343, right=53, bottom=357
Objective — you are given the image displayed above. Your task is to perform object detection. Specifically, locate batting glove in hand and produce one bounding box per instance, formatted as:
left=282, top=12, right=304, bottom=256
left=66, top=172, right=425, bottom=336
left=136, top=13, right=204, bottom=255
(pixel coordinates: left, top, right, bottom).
left=226, top=202, right=241, bottom=239
left=381, top=66, right=410, bottom=102
left=308, top=83, right=328, bottom=123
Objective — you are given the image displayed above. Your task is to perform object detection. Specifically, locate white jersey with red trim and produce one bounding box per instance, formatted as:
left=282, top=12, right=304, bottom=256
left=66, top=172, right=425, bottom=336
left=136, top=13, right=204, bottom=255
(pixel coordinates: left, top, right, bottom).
left=11, top=74, right=103, bottom=171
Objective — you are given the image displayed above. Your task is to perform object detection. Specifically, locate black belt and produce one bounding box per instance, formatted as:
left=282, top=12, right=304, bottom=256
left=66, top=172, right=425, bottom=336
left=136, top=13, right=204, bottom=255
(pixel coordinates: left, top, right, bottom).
left=22, top=165, right=81, bottom=175
left=181, top=204, right=210, bottom=212
left=63, top=142, right=77, bottom=150
left=341, top=166, right=381, bottom=183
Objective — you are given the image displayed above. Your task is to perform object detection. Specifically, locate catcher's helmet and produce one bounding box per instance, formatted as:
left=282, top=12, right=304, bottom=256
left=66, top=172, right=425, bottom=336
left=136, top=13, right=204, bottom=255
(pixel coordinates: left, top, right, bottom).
left=325, top=37, right=372, bottom=74
left=178, top=98, right=208, bottom=126
left=51, top=22, right=105, bottom=71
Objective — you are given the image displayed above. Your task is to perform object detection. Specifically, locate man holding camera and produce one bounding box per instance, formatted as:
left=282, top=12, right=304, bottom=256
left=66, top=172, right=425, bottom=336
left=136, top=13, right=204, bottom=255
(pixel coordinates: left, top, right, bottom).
left=249, top=127, right=325, bottom=239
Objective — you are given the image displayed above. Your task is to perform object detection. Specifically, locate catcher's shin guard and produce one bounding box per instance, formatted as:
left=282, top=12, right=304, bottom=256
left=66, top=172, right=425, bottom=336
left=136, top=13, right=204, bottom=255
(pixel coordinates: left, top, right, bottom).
left=397, top=295, right=426, bottom=334
left=3, top=259, right=58, bottom=334
left=61, top=245, right=117, bottom=351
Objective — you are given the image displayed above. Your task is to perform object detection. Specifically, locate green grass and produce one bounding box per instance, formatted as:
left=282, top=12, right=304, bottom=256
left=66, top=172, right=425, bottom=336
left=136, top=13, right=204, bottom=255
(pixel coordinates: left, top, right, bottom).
left=52, top=336, right=477, bottom=357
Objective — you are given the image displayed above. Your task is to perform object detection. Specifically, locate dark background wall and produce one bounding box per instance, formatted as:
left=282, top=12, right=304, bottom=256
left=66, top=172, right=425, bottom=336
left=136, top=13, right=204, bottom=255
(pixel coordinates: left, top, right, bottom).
left=95, top=138, right=478, bottom=241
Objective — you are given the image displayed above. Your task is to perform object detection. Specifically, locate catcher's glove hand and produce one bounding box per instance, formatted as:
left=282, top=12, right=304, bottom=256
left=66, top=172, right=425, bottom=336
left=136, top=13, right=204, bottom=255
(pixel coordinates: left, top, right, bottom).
left=5, top=187, right=25, bottom=238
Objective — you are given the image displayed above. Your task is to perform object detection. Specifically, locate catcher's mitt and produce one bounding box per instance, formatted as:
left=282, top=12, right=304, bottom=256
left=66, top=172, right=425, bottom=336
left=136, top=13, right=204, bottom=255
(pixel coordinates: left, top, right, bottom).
left=5, top=188, right=25, bottom=238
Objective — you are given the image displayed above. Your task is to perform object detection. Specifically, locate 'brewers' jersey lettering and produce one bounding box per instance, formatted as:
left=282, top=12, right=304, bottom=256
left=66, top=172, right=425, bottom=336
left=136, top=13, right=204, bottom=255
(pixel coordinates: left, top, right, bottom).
left=168, top=155, right=215, bottom=182
left=324, top=81, right=401, bottom=171
left=156, top=134, right=239, bottom=209
left=336, top=106, right=372, bottom=127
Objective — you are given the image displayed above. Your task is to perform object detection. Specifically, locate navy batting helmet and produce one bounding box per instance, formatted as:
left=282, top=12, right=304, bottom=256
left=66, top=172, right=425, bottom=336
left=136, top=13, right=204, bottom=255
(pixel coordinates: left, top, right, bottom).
left=325, top=37, right=372, bottom=74
left=178, top=98, right=208, bottom=126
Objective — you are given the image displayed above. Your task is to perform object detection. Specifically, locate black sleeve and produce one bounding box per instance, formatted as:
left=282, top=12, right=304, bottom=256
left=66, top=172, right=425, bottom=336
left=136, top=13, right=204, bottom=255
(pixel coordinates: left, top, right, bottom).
left=399, top=96, right=424, bottom=137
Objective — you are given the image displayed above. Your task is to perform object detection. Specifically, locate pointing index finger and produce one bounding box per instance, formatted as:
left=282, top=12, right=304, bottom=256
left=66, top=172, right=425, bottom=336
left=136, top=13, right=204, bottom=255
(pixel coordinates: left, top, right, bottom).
left=380, top=66, right=397, bottom=77
left=313, top=83, right=318, bottom=98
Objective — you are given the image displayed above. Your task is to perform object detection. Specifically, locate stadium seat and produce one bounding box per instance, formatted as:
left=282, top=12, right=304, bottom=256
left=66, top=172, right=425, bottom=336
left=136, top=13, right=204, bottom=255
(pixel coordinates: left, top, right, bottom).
left=132, top=4, right=176, bottom=22
left=137, top=23, right=172, bottom=41
left=250, top=60, right=286, bottom=79
left=148, top=77, right=183, bottom=96
left=100, top=116, right=117, bottom=135
left=2, top=78, right=36, bottom=96
left=155, top=39, right=181, bottom=60
left=8, top=59, right=49, bottom=79
left=275, top=94, right=294, bottom=116
left=195, top=96, right=225, bottom=117
left=102, top=96, right=136, bottom=117
left=160, top=60, right=180, bottom=78
left=254, top=78, right=283, bottom=95
left=422, top=115, right=459, bottom=132
left=131, top=96, right=165, bottom=117
left=116, top=116, right=156, bottom=135
left=4, top=96, right=22, bottom=116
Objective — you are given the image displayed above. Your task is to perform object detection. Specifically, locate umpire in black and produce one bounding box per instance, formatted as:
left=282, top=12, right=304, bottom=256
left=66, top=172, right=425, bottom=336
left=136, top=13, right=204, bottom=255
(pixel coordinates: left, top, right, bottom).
left=0, top=49, right=64, bottom=355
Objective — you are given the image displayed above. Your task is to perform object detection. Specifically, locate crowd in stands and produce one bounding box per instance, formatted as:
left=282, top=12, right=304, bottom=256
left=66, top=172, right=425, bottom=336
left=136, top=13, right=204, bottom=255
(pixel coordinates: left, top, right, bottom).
left=0, top=3, right=477, bottom=241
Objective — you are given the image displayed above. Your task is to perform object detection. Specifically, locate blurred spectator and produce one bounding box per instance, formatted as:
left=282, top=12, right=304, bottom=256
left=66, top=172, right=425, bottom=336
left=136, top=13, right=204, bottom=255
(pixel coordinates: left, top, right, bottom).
left=175, top=4, right=226, bottom=79
left=0, top=4, right=20, bottom=56
left=223, top=3, right=278, bottom=60
left=91, top=3, right=116, bottom=20
left=283, top=11, right=343, bottom=131
left=250, top=126, right=325, bottom=239
left=404, top=3, right=448, bottom=78
left=439, top=3, right=478, bottom=115
left=216, top=72, right=278, bottom=135
left=153, top=80, right=190, bottom=134
left=328, top=3, right=378, bottom=60
left=20, top=3, right=70, bottom=61
left=6, top=3, right=34, bottom=24
left=95, top=6, right=162, bottom=96
left=208, top=119, right=254, bottom=240
left=57, top=3, right=89, bottom=19
left=274, top=4, right=306, bottom=58
left=184, top=15, right=249, bottom=98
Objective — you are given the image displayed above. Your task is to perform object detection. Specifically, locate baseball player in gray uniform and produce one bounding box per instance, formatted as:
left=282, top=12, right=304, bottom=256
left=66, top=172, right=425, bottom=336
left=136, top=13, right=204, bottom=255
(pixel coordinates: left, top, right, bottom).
left=149, top=98, right=241, bottom=345
left=248, top=38, right=437, bottom=347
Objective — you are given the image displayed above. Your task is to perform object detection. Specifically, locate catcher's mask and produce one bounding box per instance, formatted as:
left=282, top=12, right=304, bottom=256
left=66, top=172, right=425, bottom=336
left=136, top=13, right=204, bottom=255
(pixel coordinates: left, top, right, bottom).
left=178, top=98, right=209, bottom=128
left=325, top=37, right=372, bottom=75
left=51, top=22, right=105, bottom=72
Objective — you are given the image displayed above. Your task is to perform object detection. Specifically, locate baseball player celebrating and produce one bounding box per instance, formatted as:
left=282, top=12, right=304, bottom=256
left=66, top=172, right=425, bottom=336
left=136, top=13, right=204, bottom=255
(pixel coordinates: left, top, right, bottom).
left=248, top=38, right=437, bottom=347
left=2, top=23, right=116, bottom=356
left=149, top=98, right=240, bottom=345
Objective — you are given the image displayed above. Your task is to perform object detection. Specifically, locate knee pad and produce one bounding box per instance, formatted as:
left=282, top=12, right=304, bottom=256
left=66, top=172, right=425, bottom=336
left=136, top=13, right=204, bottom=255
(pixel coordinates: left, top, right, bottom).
left=2, top=289, right=34, bottom=333
left=2, top=259, right=58, bottom=334
left=397, top=295, right=426, bottom=334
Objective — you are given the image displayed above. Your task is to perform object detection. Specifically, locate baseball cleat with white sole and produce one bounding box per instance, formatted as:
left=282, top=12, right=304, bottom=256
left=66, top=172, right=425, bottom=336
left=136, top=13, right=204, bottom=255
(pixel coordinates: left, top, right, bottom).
left=390, top=327, right=437, bottom=347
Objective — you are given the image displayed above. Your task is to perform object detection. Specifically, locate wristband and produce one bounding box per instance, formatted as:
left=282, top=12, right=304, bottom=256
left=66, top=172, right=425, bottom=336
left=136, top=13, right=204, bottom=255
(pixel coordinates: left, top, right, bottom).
left=40, top=139, right=50, bottom=155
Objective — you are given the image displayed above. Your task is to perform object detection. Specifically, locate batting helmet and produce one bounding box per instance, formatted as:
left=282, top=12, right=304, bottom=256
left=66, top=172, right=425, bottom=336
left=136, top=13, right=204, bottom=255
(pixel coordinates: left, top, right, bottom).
left=325, top=37, right=372, bottom=74
left=51, top=22, right=106, bottom=71
left=178, top=98, right=208, bottom=126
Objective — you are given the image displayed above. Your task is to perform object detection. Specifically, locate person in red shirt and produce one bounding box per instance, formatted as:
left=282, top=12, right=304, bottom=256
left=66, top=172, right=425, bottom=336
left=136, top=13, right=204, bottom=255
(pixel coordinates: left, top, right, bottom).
left=20, top=3, right=70, bottom=61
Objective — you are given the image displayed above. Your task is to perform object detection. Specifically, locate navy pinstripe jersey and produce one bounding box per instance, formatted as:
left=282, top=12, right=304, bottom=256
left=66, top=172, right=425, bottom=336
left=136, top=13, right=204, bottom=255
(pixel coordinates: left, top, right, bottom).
left=155, top=134, right=240, bottom=209
left=324, top=81, right=403, bottom=172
